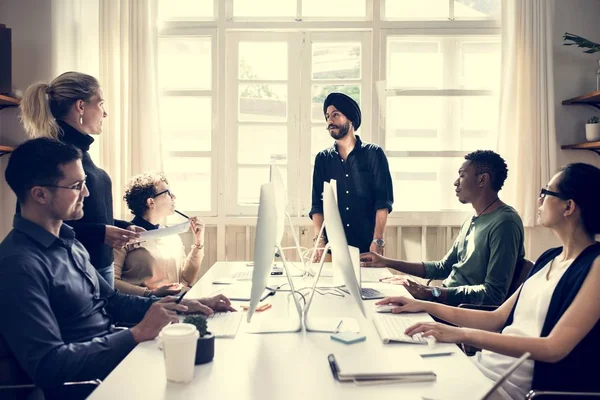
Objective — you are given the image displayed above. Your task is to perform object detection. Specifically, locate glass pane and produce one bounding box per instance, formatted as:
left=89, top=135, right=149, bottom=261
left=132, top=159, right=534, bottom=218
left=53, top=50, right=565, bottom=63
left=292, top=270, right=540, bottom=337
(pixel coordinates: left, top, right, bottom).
left=455, top=0, right=500, bottom=20
left=312, top=42, right=361, bottom=80
left=386, top=96, right=443, bottom=151
left=388, top=157, right=470, bottom=211
left=239, top=84, right=287, bottom=122
left=163, top=157, right=211, bottom=212
left=311, top=84, right=360, bottom=121
left=234, top=0, right=296, bottom=17
left=158, top=0, right=213, bottom=20
left=158, top=37, right=211, bottom=90
left=385, top=0, right=449, bottom=20
left=303, top=0, right=366, bottom=18
left=238, top=166, right=288, bottom=205
left=238, top=125, right=287, bottom=164
left=460, top=96, right=498, bottom=151
left=160, top=97, right=211, bottom=152
left=311, top=126, right=335, bottom=160
left=387, top=39, right=442, bottom=89
left=239, top=42, right=288, bottom=81
left=461, top=41, right=501, bottom=89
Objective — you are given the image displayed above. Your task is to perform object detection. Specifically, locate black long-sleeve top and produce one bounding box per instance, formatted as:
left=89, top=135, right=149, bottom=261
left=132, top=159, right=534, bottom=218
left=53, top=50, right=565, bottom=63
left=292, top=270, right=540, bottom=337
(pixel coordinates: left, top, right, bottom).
left=56, top=120, right=130, bottom=269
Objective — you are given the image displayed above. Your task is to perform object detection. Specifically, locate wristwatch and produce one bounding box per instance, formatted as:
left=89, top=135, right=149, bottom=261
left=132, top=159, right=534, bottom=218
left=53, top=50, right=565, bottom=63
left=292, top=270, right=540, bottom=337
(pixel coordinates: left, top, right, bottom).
left=372, top=238, right=385, bottom=248
left=431, top=286, right=442, bottom=301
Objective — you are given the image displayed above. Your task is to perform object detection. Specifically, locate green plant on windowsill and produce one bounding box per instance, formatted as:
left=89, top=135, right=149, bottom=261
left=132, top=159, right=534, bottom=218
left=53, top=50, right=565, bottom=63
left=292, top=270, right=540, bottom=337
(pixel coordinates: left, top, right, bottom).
left=183, top=314, right=215, bottom=365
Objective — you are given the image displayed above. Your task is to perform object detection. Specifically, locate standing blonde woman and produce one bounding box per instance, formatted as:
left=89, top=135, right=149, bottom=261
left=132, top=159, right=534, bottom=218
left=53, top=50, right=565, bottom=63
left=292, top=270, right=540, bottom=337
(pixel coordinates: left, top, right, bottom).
left=19, top=71, right=142, bottom=286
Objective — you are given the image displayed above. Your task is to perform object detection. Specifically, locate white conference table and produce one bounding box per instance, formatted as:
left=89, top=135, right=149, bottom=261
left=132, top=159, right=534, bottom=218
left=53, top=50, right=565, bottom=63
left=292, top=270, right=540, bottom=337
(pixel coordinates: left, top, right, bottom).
left=89, top=262, right=492, bottom=400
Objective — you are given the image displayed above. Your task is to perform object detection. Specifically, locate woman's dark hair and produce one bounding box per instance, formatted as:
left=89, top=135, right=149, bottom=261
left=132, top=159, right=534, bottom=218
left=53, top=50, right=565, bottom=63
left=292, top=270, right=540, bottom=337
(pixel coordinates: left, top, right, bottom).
left=123, top=172, right=168, bottom=217
left=556, top=163, right=600, bottom=235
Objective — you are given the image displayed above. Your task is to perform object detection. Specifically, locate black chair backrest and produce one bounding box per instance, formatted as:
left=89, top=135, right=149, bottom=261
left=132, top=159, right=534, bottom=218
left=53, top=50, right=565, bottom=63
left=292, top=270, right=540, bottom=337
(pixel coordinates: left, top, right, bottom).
left=507, top=258, right=534, bottom=299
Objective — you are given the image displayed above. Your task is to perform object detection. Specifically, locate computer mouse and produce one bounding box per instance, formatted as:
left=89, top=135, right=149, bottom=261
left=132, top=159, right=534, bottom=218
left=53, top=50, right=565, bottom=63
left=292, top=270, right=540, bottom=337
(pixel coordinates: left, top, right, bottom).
left=375, top=304, right=396, bottom=313
left=424, top=336, right=437, bottom=348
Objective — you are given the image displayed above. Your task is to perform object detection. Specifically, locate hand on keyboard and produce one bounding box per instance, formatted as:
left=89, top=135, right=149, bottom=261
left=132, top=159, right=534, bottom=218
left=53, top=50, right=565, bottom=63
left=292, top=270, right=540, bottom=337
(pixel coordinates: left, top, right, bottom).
left=403, top=321, right=465, bottom=344
left=375, top=296, right=426, bottom=314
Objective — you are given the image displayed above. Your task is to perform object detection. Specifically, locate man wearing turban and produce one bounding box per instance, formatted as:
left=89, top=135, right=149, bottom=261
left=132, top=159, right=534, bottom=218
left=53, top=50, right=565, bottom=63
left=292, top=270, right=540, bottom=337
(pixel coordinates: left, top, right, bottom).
left=309, top=92, right=394, bottom=262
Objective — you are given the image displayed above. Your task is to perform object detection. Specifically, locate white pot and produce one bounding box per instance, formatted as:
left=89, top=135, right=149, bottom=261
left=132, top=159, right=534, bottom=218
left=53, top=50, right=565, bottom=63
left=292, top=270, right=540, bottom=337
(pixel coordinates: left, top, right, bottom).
left=585, top=123, right=600, bottom=142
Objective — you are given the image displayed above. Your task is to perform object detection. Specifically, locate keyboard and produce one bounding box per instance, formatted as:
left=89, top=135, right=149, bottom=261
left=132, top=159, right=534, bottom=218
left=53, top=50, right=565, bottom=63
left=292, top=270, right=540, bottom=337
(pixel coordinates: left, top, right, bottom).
left=179, top=312, right=244, bottom=338
left=232, top=270, right=253, bottom=280
left=360, top=287, right=384, bottom=300
left=361, top=267, right=393, bottom=283
left=372, top=313, right=428, bottom=344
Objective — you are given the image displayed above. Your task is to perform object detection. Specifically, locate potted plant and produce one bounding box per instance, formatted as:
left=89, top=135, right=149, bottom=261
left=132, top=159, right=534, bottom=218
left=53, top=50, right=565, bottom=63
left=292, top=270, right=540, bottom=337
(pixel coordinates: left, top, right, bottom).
left=183, top=314, right=215, bottom=365
left=586, top=116, right=600, bottom=142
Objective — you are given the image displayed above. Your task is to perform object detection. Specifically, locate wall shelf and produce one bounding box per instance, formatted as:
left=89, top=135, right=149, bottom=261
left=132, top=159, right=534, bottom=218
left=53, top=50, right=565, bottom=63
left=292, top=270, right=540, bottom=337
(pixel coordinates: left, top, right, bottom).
left=562, top=90, right=600, bottom=110
left=561, top=141, right=600, bottom=156
left=0, top=145, right=14, bottom=158
left=0, top=94, right=20, bottom=110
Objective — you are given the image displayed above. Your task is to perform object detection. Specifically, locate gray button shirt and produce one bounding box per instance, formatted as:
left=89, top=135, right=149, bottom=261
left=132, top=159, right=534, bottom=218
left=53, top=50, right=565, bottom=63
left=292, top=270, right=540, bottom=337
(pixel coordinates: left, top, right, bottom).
left=0, top=214, right=155, bottom=389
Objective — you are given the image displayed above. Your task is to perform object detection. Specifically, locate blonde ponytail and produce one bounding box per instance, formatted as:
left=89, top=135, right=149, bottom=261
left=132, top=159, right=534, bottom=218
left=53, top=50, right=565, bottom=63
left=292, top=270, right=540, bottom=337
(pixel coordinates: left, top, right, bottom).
left=19, top=72, right=100, bottom=140
left=20, top=83, right=60, bottom=139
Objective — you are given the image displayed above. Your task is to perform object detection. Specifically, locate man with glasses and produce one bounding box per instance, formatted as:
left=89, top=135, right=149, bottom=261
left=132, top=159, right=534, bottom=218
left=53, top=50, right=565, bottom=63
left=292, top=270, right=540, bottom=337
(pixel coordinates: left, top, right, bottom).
left=0, top=139, right=233, bottom=399
left=361, top=150, right=525, bottom=306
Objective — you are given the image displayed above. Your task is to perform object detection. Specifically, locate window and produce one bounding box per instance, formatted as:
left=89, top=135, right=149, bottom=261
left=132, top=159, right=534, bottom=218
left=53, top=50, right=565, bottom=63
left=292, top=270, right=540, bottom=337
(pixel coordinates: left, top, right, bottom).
left=157, top=0, right=501, bottom=221
left=382, top=34, right=500, bottom=211
left=158, top=34, right=215, bottom=214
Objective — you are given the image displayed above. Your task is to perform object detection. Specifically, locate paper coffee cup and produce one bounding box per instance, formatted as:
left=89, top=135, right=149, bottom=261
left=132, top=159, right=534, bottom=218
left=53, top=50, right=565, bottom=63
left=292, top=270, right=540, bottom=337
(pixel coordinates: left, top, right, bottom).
left=161, top=323, right=199, bottom=383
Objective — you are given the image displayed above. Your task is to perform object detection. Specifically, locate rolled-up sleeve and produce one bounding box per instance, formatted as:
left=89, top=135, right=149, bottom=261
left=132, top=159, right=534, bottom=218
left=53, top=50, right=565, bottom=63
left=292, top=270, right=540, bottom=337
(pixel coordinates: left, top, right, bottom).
left=372, top=147, right=394, bottom=213
left=309, top=153, right=325, bottom=219
left=0, top=256, right=137, bottom=387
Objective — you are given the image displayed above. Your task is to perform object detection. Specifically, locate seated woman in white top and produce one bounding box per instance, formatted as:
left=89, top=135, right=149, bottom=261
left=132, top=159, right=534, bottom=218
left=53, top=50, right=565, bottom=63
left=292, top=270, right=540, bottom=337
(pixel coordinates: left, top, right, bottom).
left=114, top=172, right=209, bottom=297
left=375, top=163, right=600, bottom=399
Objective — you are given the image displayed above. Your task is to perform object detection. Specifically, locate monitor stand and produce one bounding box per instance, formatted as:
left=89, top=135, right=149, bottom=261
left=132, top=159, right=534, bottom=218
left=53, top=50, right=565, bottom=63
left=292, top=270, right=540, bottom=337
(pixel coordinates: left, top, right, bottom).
left=302, top=243, right=360, bottom=333
left=246, top=244, right=303, bottom=334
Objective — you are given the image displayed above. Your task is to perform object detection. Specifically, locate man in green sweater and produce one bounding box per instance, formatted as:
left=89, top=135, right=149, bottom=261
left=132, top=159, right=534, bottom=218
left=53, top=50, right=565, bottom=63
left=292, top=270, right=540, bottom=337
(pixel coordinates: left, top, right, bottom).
left=360, top=150, right=525, bottom=306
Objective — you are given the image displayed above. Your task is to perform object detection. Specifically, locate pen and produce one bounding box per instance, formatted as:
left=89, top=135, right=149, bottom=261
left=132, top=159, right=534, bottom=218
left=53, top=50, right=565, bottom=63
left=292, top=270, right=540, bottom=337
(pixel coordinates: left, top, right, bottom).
left=175, top=209, right=190, bottom=219
left=420, top=352, right=454, bottom=358
left=175, top=290, right=186, bottom=304
left=334, top=320, right=343, bottom=333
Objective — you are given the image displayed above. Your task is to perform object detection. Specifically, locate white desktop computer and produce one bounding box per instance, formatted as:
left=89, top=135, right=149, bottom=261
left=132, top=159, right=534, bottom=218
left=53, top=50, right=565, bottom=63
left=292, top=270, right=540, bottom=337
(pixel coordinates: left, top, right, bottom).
left=246, top=182, right=303, bottom=333
left=303, top=181, right=367, bottom=333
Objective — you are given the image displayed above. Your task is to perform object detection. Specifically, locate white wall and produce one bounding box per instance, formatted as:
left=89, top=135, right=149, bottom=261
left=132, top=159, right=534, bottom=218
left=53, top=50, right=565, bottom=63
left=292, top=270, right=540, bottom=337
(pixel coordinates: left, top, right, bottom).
left=0, top=0, right=53, bottom=236
left=526, top=0, right=600, bottom=259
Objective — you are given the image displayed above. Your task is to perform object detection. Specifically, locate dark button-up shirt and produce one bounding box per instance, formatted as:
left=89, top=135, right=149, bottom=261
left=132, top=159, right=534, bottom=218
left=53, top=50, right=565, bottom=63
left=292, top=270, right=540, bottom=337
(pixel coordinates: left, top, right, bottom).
left=310, top=135, right=394, bottom=253
left=0, top=215, right=155, bottom=391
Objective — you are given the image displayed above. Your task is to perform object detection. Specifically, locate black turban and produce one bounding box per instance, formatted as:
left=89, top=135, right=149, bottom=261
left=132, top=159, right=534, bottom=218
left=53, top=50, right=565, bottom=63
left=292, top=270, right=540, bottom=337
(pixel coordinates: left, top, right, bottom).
left=323, top=92, right=361, bottom=131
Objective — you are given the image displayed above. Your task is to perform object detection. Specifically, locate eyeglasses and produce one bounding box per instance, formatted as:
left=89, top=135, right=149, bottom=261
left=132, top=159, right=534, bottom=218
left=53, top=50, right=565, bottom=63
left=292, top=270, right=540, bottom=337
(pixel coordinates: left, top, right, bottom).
left=153, top=189, right=174, bottom=198
left=539, top=188, right=568, bottom=201
left=40, top=178, right=87, bottom=191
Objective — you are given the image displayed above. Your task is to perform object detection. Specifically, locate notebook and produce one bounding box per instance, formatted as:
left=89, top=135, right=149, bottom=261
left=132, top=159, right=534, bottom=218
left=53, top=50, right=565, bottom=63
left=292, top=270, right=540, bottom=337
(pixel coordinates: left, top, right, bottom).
left=328, top=350, right=436, bottom=383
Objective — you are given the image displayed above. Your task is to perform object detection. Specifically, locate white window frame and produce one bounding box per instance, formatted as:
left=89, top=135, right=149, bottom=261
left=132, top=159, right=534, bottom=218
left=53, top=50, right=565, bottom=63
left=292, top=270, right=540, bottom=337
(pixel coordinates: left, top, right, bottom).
left=158, top=27, right=218, bottom=217
left=298, top=30, right=372, bottom=217
left=229, top=0, right=373, bottom=22
left=225, top=31, right=302, bottom=216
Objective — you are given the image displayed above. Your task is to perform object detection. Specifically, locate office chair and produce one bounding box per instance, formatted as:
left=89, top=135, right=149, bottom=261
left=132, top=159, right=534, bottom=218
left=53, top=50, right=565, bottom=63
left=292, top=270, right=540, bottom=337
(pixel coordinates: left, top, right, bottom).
left=0, top=335, right=102, bottom=400
left=525, top=391, right=600, bottom=399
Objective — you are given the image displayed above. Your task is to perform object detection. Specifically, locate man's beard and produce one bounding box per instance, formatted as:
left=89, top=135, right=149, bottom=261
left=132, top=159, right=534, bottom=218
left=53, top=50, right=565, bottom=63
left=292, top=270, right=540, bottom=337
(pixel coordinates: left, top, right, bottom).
left=328, top=121, right=350, bottom=140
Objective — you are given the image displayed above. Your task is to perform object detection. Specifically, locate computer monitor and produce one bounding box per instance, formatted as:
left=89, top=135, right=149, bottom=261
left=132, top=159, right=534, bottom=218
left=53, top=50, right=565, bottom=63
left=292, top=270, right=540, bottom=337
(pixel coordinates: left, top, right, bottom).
left=303, top=181, right=366, bottom=333
left=246, top=182, right=302, bottom=333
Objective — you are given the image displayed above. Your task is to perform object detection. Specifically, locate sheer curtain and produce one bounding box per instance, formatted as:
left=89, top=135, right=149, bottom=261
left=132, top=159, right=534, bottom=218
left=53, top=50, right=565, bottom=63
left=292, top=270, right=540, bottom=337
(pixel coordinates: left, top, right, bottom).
left=99, top=0, right=162, bottom=219
left=497, top=0, right=557, bottom=227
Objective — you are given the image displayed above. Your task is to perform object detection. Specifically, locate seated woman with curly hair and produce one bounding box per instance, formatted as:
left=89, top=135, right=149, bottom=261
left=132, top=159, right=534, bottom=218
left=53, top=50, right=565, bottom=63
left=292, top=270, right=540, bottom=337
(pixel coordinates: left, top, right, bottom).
left=114, top=172, right=209, bottom=297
